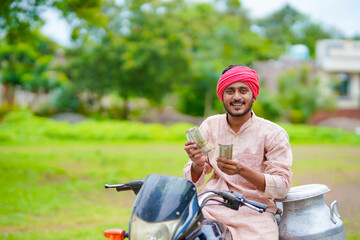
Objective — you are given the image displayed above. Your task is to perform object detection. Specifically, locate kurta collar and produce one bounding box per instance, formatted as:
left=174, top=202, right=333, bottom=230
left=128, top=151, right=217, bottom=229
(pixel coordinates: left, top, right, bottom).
left=223, top=110, right=255, bottom=134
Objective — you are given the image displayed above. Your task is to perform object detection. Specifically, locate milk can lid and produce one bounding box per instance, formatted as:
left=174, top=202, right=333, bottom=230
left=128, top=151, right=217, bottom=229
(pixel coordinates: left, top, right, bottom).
left=278, top=184, right=330, bottom=202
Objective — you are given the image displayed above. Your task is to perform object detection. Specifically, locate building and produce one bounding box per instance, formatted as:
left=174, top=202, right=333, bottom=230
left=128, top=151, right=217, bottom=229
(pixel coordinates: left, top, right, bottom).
left=252, top=40, right=360, bottom=131
left=316, top=39, right=360, bottom=109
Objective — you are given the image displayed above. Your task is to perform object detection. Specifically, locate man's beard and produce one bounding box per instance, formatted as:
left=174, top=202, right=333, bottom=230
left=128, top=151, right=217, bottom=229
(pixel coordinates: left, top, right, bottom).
left=224, top=100, right=253, bottom=117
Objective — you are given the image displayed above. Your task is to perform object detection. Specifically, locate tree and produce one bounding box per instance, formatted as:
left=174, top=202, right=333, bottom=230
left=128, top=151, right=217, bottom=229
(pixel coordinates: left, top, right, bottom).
left=63, top=0, right=191, bottom=119
left=255, top=4, right=332, bottom=57
left=0, top=0, right=106, bottom=43
left=0, top=32, right=68, bottom=106
left=0, top=0, right=47, bottom=44
left=276, top=65, right=336, bottom=123
left=0, top=0, right=104, bottom=107
left=176, top=1, right=280, bottom=117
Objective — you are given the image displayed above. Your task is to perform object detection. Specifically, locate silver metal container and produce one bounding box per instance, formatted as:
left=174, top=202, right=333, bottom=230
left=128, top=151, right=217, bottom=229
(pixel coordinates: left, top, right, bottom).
left=278, top=184, right=346, bottom=240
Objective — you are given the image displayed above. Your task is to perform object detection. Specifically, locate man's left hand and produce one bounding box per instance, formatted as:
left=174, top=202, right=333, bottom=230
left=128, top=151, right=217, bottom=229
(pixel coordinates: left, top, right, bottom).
left=216, top=156, right=241, bottom=175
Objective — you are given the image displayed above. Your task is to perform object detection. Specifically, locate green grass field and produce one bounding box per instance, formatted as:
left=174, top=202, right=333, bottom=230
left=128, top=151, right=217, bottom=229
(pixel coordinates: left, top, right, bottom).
left=0, top=143, right=188, bottom=240
left=1, top=143, right=359, bottom=239
left=0, top=111, right=359, bottom=239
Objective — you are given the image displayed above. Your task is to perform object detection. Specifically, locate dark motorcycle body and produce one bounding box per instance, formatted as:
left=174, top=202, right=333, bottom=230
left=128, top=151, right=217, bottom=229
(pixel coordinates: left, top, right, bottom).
left=104, top=174, right=266, bottom=240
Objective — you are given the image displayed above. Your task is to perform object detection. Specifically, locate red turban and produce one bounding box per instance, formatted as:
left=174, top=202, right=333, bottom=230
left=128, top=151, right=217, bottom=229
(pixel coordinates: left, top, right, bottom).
left=217, top=66, right=260, bottom=102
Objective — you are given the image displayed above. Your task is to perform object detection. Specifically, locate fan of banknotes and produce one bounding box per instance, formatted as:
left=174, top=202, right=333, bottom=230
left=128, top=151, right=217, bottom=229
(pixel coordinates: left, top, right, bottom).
left=186, top=127, right=233, bottom=159
left=186, top=127, right=214, bottom=153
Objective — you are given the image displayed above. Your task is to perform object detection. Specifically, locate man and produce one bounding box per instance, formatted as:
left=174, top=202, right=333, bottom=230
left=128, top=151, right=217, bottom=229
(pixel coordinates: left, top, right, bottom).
left=183, top=65, right=293, bottom=240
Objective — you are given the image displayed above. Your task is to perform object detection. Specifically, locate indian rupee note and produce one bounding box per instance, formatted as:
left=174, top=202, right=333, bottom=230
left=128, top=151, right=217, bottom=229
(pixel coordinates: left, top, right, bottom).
left=219, top=144, right=233, bottom=160
left=186, top=127, right=214, bottom=153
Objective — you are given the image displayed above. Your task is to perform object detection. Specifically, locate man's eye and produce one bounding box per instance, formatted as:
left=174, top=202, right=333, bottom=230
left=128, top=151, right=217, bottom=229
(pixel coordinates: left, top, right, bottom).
left=226, top=90, right=234, bottom=94
left=241, top=89, right=248, bottom=93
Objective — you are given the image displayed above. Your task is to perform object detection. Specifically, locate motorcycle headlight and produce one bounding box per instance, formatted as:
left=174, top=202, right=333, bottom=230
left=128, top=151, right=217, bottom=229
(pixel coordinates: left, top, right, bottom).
left=130, top=214, right=180, bottom=240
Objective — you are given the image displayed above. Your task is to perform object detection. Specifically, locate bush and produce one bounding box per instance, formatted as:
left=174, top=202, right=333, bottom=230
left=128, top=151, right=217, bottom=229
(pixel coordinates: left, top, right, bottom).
left=281, top=123, right=360, bottom=144
left=252, top=87, right=283, bottom=121
left=53, top=85, right=81, bottom=112
left=276, top=66, right=336, bottom=124
left=289, top=109, right=306, bottom=124
left=0, top=103, right=19, bottom=120
left=0, top=110, right=359, bottom=145
left=0, top=110, right=193, bottom=143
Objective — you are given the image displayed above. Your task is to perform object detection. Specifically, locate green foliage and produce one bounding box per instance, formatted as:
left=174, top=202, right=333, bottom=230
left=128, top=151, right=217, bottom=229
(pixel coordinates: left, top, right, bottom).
left=61, top=0, right=286, bottom=118
left=275, top=65, right=336, bottom=123
left=0, top=0, right=104, bottom=111
left=0, top=103, right=21, bottom=120
left=63, top=0, right=192, bottom=118
left=289, top=109, right=306, bottom=124
left=252, top=86, right=283, bottom=121
left=174, top=2, right=281, bottom=116
left=0, top=110, right=359, bottom=145
left=0, top=110, right=193, bottom=143
left=0, top=0, right=48, bottom=43
left=0, top=0, right=105, bottom=45
left=177, top=73, right=214, bottom=117
left=0, top=37, right=68, bottom=106
left=64, top=42, right=123, bottom=96
left=0, top=43, right=39, bottom=85
left=280, top=123, right=360, bottom=144
left=0, top=0, right=343, bottom=120
left=53, top=84, right=81, bottom=112
left=255, top=4, right=333, bottom=57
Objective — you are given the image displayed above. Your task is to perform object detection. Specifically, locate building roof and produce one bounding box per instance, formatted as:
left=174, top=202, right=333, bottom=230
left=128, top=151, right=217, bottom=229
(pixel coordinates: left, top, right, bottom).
left=316, top=39, right=360, bottom=72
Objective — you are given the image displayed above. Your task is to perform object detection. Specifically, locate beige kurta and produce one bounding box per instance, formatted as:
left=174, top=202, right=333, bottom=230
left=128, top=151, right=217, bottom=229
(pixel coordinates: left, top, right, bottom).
left=183, top=112, right=293, bottom=240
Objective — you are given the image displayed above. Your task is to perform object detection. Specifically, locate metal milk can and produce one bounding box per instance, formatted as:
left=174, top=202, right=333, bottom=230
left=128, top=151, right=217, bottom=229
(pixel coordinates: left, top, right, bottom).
left=278, top=184, right=346, bottom=240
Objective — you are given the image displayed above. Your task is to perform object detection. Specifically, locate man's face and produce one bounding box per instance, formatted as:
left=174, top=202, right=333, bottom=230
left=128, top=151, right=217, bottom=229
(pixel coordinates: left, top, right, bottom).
left=223, top=81, right=254, bottom=117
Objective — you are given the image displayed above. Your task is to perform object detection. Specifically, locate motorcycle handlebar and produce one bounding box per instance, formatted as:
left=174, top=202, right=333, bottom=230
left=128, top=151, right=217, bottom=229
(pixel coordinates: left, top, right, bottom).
left=210, top=191, right=267, bottom=213
left=105, top=180, right=266, bottom=212
left=217, top=191, right=237, bottom=202
left=105, top=183, right=131, bottom=190
left=105, top=180, right=144, bottom=195
left=230, top=191, right=267, bottom=213
left=243, top=198, right=267, bottom=213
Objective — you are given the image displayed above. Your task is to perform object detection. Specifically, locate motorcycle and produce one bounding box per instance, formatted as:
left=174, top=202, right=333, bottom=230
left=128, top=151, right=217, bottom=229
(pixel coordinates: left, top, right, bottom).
left=103, top=174, right=267, bottom=240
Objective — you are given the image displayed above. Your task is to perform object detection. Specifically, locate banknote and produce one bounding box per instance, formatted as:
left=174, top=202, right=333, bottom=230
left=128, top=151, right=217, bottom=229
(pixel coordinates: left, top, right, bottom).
left=218, top=144, right=233, bottom=160
left=186, top=127, right=214, bottom=153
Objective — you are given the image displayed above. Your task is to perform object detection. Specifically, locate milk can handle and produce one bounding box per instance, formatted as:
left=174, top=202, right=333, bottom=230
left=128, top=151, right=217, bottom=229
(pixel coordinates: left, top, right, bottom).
left=330, top=200, right=341, bottom=224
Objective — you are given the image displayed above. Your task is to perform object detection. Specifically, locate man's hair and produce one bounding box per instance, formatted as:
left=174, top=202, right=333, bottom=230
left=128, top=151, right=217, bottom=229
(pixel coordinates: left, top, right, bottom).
left=222, top=65, right=242, bottom=75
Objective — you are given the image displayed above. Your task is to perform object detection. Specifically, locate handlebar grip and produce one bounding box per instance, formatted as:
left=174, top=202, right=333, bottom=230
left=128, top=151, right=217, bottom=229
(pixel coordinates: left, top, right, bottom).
left=105, top=180, right=144, bottom=195
left=244, top=199, right=267, bottom=212
left=105, top=184, right=131, bottom=191
left=219, top=191, right=236, bottom=201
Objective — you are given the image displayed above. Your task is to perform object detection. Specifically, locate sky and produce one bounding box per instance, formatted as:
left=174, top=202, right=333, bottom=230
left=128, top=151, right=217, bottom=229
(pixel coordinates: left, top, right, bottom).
left=41, top=0, right=360, bottom=47
left=241, top=0, right=360, bottom=37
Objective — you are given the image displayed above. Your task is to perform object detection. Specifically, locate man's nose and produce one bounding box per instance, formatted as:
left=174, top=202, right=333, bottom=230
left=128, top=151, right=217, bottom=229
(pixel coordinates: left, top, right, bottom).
left=233, top=90, right=242, bottom=100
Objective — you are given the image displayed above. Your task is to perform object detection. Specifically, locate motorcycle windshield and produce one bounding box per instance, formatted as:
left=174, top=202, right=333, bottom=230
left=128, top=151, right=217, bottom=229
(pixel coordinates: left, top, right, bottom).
left=133, top=174, right=197, bottom=222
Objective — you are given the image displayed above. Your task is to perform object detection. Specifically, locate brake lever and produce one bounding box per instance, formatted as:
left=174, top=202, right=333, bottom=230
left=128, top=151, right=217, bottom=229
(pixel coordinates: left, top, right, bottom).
left=105, top=180, right=144, bottom=195
left=218, top=191, right=241, bottom=210
left=230, top=191, right=267, bottom=213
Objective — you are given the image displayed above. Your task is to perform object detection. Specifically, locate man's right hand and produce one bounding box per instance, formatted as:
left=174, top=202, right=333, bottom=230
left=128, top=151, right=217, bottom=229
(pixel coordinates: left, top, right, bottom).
left=184, top=141, right=207, bottom=167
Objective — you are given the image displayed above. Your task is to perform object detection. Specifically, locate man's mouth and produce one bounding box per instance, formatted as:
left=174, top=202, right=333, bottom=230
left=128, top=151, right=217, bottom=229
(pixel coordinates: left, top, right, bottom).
left=230, top=101, right=245, bottom=107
